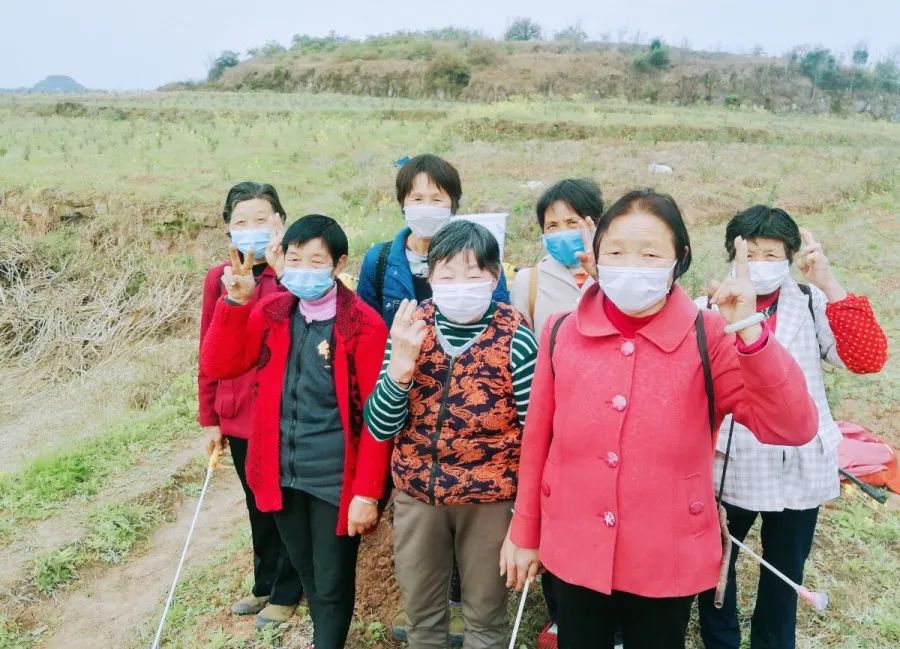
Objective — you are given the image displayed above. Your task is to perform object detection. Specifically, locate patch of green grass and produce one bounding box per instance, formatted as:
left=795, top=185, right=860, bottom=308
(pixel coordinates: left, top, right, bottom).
left=0, top=375, right=197, bottom=540
left=30, top=488, right=178, bottom=595
left=0, top=615, right=36, bottom=649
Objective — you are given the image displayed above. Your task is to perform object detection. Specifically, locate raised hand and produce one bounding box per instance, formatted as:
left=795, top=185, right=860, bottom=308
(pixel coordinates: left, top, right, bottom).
left=712, top=236, right=762, bottom=343
left=265, top=214, right=286, bottom=278
left=221, top=245, right=257, bottom=305
left=574, top=224, right=598, bottom=280
left=387, top=299, right=428, bottom=385
left=795, top=228, right=846, bottom=300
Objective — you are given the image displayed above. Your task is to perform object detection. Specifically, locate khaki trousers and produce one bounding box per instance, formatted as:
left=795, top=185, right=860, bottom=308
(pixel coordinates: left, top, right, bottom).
left=393, top=491, right=511, bottom=649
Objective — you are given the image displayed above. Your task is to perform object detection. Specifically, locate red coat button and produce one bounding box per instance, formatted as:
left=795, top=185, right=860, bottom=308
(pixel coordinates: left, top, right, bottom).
left=542, top=484, right=551, bottom=496
left=603, top=511, right=617, bottom=527
left=611, top=395, right=627, bottom=411
left=689, top=501, right=705, bottom=515
left=621, top=341, right=635, bottom=356
left=606, top=452, right=619, bottom=468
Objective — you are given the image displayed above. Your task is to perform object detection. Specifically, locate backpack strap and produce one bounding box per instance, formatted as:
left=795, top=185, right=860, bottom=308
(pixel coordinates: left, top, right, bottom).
left=528, top=266, right=539, bottom=322
left=374, top=241, right=391, bottom=310
left=548, top=312, right=571, bottom=375
left=695, top=310, right=735, bottom=504
left=797, top=283, right=816, bottom=323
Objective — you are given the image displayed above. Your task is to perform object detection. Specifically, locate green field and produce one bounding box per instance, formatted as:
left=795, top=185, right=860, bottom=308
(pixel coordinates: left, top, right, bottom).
left=0, top=91, right=898, bottom=648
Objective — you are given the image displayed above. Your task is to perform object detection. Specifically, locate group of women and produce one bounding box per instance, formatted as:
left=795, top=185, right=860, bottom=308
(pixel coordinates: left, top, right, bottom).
left=197, top=154, right=887, bottom=649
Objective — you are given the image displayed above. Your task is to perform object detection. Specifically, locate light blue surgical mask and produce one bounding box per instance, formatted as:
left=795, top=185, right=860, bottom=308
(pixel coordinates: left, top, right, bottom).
left=229, top=228, right=270, bottom=261
left=280, top=267, right=335, bottom=301
left=542, top=229, right=585, bottom=267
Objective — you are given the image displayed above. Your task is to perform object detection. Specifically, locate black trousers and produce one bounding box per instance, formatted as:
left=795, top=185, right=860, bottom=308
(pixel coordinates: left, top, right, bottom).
left=542, top=572, right=559, bottom=623
left=227, top=436, right=303, bottom=605
left=273, top=488, right=361, bottom=649
left=554, top=578, right=693, bottom=649
left=697, top=503, right=819, bottom=649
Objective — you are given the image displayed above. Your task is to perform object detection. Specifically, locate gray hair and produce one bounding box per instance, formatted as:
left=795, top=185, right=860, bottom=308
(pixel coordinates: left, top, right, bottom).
left=427, top=220, right=501, bottom=278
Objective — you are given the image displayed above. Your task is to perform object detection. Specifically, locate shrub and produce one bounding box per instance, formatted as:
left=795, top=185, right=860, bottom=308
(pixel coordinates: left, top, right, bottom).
left=424, top=53, right=471, bottom=97
left=505, top=17, right=542, bottom=41
left=633, top=39, right=670, bottom=71
left=207, top=50, right=240, bottom=81
left=467, top=41, right=501, bottom=68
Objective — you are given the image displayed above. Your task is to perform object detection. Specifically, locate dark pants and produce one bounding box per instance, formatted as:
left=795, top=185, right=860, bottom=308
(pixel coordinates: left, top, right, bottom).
left=273, top=488, right=361, bottom=649
left=542, top=572, right=559, bottom=623
left=554, top=578, right=693, bottom=649
left=697, top=502, right=820, bottom=649
left=227, top=435, right=303, bottom=605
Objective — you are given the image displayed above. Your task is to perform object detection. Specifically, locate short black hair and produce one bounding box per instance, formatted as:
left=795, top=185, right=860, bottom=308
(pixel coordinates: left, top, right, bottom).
left=395, top=154, right=462, bottom=214
left=536, top=178, right=604, bottom=228
left=281, top=214, right=348, bottom=264
left=593, top=189, right=693, bottom=280
left=222, top=181, right=287, bottom=224
left=724, top=205, right=801, bottom=262
left=427, top=220, right=501, bottom=278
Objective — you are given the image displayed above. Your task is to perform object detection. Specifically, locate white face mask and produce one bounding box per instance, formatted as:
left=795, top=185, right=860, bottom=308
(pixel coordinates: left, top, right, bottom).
left=747, top=260, right=790, bottom=295
left=432, top=281, right=493, bottom=323
left=404, top=204, right=452, bottom=238
left=597, top=263, right=675, bottom=314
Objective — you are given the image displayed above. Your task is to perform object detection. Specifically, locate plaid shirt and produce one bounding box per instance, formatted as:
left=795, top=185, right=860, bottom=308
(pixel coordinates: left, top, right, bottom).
left=705, top=279, right=844, bottom=511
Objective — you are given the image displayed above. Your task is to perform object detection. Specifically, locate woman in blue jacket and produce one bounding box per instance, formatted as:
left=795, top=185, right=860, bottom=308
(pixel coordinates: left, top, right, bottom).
left=357, top=154, right=509, bottom=327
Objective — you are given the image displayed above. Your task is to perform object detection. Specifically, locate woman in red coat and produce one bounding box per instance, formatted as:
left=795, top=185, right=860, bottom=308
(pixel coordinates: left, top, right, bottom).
left=197, top=182, right=302, bottom=627
left=200, top=214, right=392, bottom=649
left=501, top=190, right=818, bottom=649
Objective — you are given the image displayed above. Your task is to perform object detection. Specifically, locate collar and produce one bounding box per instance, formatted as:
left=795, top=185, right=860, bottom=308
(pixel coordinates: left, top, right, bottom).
left=575, top=283, right=699, bottom=352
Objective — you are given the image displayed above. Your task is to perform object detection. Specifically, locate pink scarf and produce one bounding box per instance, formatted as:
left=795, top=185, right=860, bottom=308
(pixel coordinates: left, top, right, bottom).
left=298, top=284, right=337, bottom=323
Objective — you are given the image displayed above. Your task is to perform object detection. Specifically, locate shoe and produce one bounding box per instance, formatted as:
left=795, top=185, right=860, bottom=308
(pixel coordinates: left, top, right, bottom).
left=255, top=603, right=297, bottom=629
left=614, top=624, right=623, bottom=649
left=391, top=608, right=409, bottom=642
left=231, top=594, right=269, bottom=615
left=537, top=621, right=558, bottom=649
left=448, top=603, right=465, bottom=647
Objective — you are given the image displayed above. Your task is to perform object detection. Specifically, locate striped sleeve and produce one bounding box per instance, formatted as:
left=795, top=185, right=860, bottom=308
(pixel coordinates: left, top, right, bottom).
left=510, top=323, right=539, bottom=427
left=363, top=339, right=411, bottom=441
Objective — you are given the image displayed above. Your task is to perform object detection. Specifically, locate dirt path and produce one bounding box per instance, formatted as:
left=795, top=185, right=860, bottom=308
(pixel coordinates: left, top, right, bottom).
left=0, top=446, right=202, bottom=615
left=29, top=470, right=245, bottom=649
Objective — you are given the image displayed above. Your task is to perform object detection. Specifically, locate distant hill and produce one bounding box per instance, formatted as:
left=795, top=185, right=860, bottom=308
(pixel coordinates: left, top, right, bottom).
left=32, top=75, right=85, bottom=92
left=188, top=32, right=899, bottom=119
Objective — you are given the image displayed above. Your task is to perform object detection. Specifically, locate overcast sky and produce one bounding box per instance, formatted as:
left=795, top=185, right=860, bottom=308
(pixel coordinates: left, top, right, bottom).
left=2, top=0, right=898, bottom=90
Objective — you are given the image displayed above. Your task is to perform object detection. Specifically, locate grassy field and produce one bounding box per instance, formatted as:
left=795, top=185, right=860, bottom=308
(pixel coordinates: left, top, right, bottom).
left=0, top=91, right=898, bottom=649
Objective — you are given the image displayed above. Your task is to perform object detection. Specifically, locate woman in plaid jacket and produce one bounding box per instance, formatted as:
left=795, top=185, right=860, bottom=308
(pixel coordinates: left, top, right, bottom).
left=697, top=205, right=888, bottom=649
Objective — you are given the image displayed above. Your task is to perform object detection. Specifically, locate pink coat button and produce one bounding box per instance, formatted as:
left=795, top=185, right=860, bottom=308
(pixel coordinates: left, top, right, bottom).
left=611, top=395, right=627, bottom=411
left=621, top=341, right=635, bottom=356
left=606, top=452, right=619, bottom=468
left=603, top=511, right=617, bottom=527
left=689, top=501, right=705, bottom=515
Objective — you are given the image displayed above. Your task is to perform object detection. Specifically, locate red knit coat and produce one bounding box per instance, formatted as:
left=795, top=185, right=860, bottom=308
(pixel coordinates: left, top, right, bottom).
left=199, top=281, right=392, bottom=535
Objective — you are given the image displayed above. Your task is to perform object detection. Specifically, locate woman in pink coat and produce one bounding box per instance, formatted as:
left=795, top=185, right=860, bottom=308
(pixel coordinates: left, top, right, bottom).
left=500, top=190, right=818, bottom=649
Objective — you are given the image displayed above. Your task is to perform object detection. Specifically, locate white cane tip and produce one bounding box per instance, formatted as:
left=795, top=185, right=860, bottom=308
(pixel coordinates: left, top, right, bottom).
left=799, top=587, right=828, bottom=611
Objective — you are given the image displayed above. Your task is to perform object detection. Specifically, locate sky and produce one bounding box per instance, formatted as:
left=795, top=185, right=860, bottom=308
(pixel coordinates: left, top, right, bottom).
left=2, top=0, right=898, bottom=90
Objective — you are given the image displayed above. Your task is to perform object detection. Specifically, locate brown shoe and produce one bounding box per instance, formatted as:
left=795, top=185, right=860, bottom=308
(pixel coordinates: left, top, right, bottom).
left=231, top=594, right=269, bottom=615
left=255, top=603, right=297, bottom=629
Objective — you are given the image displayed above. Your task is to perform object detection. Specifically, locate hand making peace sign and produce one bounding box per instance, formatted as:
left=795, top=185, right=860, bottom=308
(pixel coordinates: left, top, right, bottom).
left=711, top=236, right=762, bottom=343
left=264, top=213, right=286, bottom=278
left=221, top=245, right=257, bottom=305
left=387, top=299, right=429, bottom=385
left=795, top=228, right=847, bottom=300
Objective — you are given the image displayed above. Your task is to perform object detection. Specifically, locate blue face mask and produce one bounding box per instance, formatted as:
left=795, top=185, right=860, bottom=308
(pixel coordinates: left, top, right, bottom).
left=229, top=228, right=270, bottom=261
left=542, top=229, right=586, bottom=267
left=280, top=267, right=335, bottom=301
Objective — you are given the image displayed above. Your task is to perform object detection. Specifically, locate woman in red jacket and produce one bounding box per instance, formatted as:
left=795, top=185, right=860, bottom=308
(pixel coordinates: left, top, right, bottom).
left=200, top=214, right=392, bottom=649
left=501, top=190, right=819, bottom=649
left=197, top=182, right=302, bottom=628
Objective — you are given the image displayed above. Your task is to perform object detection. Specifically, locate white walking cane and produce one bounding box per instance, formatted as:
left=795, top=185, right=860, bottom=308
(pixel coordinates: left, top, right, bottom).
left=729, top=535, right=828, bottom=611
left=151, top=448, right=222, bottom=649
left=508, top=578, right=531, bottom=649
